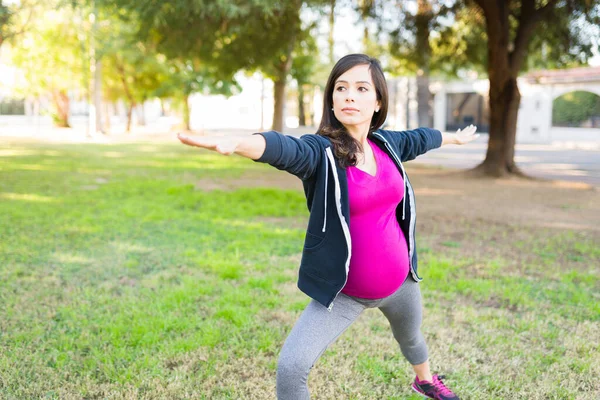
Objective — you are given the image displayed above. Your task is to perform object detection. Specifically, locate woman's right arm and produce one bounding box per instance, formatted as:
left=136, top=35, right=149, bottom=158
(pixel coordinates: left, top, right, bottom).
left=177, top=133, right=266, bottom=160
left=177, top=131, right=321, bottom=180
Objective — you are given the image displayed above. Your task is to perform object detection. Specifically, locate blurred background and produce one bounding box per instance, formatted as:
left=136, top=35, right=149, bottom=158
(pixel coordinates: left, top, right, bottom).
left=0, top=0, right=599, bottom=180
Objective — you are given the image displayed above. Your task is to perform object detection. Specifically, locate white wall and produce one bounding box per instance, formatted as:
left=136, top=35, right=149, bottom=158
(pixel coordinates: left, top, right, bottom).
left=432, top=78, right=600, bottom=144
left=189, top=73, right=274, bottom=131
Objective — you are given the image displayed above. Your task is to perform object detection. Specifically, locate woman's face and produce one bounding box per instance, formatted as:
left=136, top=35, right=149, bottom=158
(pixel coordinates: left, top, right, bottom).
left=332, top=64, right=380, bottom=134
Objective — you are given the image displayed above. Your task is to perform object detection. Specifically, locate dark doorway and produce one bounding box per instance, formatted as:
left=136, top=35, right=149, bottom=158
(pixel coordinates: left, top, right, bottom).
left=446, top=92, right=489, bottom=133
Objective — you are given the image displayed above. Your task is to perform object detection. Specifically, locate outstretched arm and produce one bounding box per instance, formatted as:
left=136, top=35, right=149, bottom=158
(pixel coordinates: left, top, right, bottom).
left=177, top=133, right=266, bottom=160
left=177, top=131, right=322, bottom=180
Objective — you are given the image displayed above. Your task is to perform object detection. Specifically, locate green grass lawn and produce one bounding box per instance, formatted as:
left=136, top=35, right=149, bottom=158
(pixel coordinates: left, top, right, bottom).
left=0, top=141, right=598, bottom=399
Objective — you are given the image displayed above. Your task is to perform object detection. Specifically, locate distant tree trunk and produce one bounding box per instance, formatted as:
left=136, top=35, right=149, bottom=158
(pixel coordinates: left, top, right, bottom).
left=183, top=94, right=191, bottom=131
left=51, top=89, right=70, bottom=127
left=329, top=0, right=335, bottom=64
left=138, top=101, right=146, bottom=126
left=272, top=38, right=297, bottom=132
left=415, top=0, right=433, bottom=127
left=298, top=84, right=306, bottom=126
left=104, top=102, right=111, bottom=132
left=359, top=0, right=374, bottom=51
left=126, top=102, right=135, bottom=133
left=271, top=1, right=301, bottom=132
left=117, top=62, right=136, bottom=133
left=272, top=76, right=286, bottom=132
left=94, top=59, right=104, bottom=133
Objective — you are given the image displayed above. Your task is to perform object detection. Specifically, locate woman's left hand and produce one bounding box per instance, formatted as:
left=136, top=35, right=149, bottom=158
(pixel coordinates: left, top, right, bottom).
left=454, top=124, right=479, bottom=145
left=441, top=125, right=479, bottom=146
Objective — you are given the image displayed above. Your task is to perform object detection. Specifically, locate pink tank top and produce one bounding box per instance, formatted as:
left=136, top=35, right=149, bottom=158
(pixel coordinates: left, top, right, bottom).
left=341, top=138, right=410, bottom=299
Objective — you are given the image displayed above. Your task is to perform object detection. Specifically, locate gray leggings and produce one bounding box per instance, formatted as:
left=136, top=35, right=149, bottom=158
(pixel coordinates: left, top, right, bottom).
left=276, top=278, right=428, bottom=400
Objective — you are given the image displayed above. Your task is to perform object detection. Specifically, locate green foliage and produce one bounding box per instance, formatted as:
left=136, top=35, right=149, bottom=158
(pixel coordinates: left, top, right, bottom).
left=389, top=1, right=600, bottom=79
left=552, top=91, right=600, bottom=126
left=290, top=23, right=319, bottom=86
left=9, top=3, right=86, bottom=98
left=103, top=0, right=296, bottom=80
left=0, top=0, right=37, bottom=47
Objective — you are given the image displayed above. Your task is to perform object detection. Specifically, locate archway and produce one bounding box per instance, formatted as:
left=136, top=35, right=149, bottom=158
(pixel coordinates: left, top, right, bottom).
left=552, top=90, right=600, bottom=128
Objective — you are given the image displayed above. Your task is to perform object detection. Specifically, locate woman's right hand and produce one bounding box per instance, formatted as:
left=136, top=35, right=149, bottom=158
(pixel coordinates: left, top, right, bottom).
left=177, top=133, right=241, bottom=155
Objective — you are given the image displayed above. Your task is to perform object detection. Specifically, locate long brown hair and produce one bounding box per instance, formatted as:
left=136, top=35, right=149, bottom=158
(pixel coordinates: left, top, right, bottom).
left=318, top=54, right=388, bottom=168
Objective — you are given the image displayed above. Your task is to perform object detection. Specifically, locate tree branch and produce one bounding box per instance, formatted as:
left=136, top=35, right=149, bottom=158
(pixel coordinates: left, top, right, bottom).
left=510, top=0, right=558, bottom=74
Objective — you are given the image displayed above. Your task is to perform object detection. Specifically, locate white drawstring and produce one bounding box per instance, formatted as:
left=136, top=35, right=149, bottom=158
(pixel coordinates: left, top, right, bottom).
left=322, top=155, right=328, bottom=232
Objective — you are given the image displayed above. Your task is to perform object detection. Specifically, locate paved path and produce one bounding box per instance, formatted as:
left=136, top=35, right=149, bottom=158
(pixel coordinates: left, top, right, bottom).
left=1, top=122, right=598, bottom=187
left=415, top=139, right=600, bottom=187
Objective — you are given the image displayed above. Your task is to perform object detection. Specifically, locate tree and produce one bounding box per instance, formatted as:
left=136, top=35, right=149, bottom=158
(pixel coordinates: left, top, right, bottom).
left=154, top=59, right=239, bottom=131
left=256, top=0, right=304, bottom=131
left=0, top=0, right=37, bottom=49
left=291, top=27, right=319, bottom=126
left=10, top=4, right=85, bottom=127
left=464, top=0, right=599, bottom=176
left=386, top=0, right=598, bottom=176
left=104, top=0, right=335, bottom=132
left=328, top=0, right=335, bottom=65
left=414, top=0, right=434, bottom=127
left=102, top=0, right=288, bottom=130
left=389, top=0, right=437, bottom=127
left=102, top=44, right=167, bottom=132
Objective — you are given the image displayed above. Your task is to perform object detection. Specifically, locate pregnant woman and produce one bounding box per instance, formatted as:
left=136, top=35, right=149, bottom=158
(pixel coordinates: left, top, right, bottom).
left=178, top=53, right=478, bottom=400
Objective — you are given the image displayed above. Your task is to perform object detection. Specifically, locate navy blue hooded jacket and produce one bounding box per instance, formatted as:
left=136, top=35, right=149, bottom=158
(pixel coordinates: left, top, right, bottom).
left=254, top=128, right=443, bottom=310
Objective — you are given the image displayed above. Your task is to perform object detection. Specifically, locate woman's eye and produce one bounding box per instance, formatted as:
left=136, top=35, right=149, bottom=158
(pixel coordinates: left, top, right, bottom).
left=335, top=86, right=346, bottom=91
left=359, top=87, right=368, bottom=92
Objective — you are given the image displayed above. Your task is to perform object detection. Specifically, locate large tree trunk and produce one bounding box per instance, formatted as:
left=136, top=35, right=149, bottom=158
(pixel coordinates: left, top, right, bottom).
left=416, top=0, right=433, bottom=127
left=475, top=74, right=522, bottom=176
left=51, top=89, right=70, bottom=127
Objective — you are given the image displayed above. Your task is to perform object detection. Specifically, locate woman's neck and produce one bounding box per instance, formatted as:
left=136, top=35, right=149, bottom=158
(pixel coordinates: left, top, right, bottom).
left=345, top=124, right=370, bottom=146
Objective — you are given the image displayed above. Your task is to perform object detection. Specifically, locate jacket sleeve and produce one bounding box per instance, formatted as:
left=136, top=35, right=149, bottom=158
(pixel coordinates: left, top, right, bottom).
left=381, top=127, right=442, bottom=162
left=252, top=130, right=321, bottom=180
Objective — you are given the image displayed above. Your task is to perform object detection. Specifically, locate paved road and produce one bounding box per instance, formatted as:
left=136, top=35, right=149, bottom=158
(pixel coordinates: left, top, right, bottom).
left=415, top=138, right=600, bottom=187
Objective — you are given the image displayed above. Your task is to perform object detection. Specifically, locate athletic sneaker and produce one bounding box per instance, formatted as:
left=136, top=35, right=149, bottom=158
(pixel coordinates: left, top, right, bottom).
left=411, top=374, right=460, bottom=400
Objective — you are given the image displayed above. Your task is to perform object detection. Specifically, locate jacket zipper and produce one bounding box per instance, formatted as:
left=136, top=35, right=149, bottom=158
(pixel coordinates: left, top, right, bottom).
left=322, top=155, right=328, bottom=232
left=325, top=147, right=351, bottom=311
left=371, top=132, right=421, bottom=281
left=404, top=176, right=419, bottom=280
